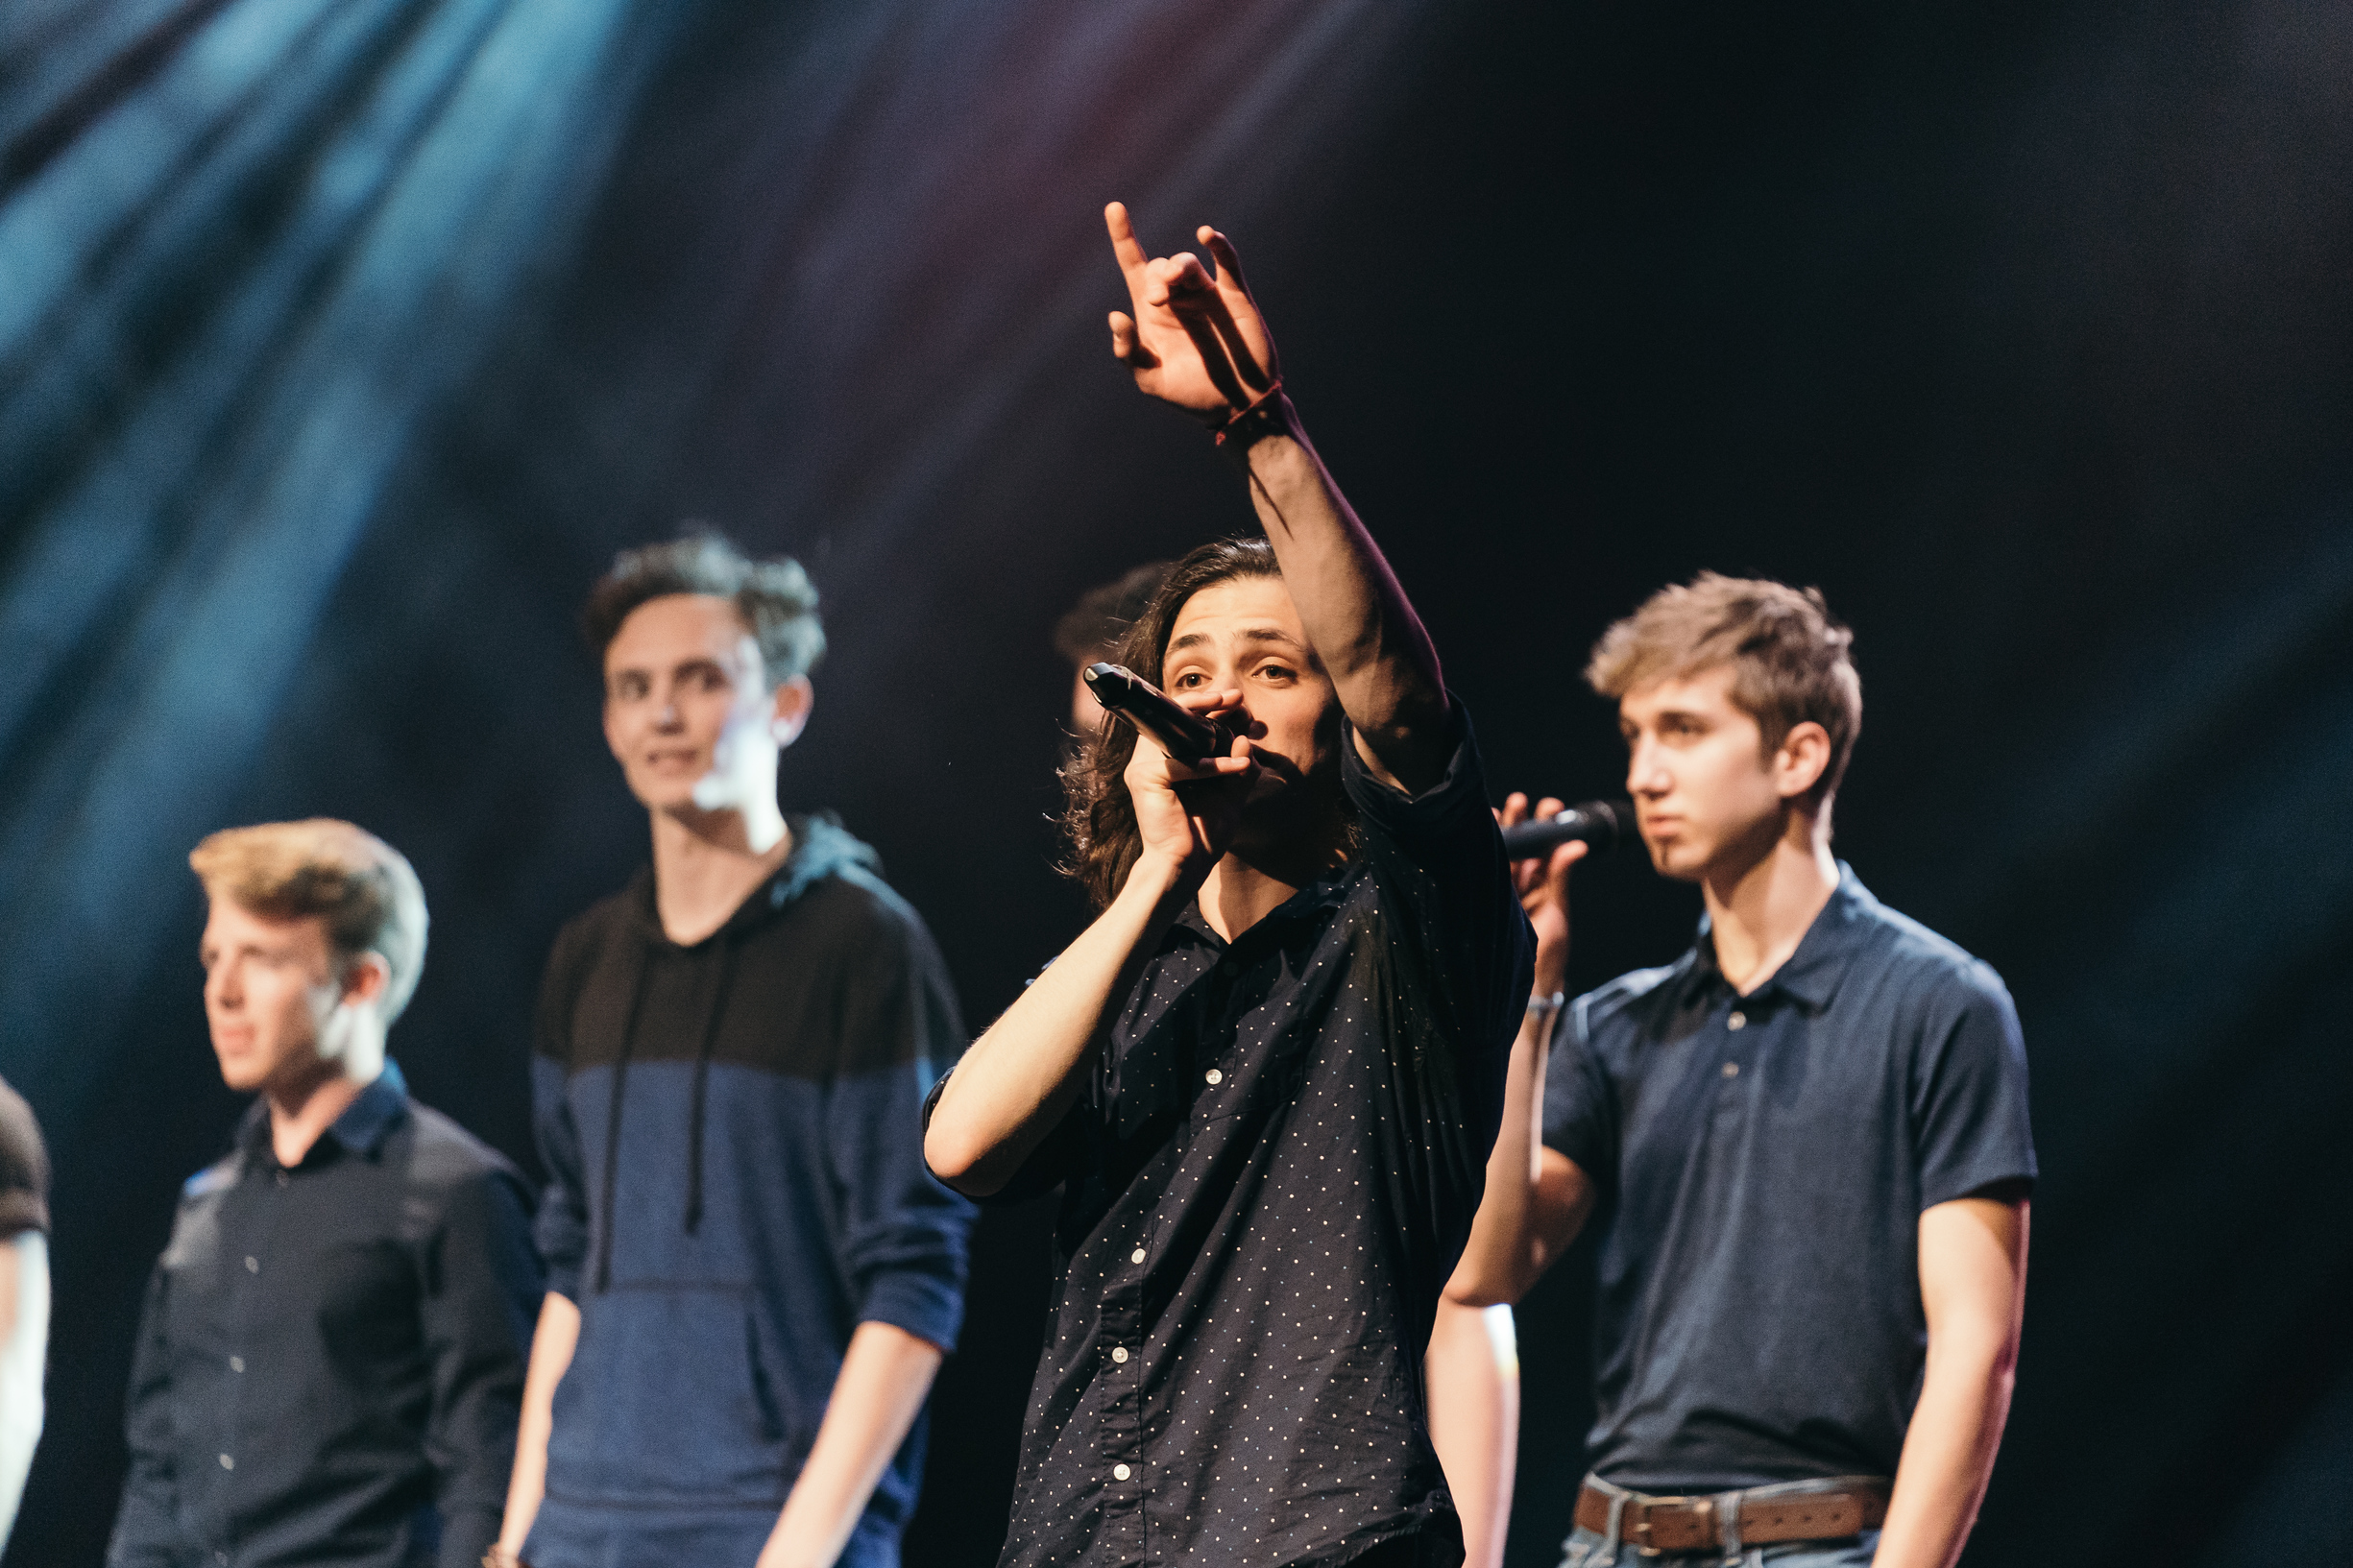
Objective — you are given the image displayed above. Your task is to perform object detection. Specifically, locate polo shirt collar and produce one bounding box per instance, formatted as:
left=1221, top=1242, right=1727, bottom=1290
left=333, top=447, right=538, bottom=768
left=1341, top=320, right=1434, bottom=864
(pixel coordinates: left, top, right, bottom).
left=1687, top=862, right=1876, bottom=1010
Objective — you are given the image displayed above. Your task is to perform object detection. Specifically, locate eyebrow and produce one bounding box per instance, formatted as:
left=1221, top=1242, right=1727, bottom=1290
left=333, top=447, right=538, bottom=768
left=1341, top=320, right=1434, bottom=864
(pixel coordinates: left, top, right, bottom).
left=1166, top=626, right=1308, bottom=656
left=609, top=655, right=729, bottom=684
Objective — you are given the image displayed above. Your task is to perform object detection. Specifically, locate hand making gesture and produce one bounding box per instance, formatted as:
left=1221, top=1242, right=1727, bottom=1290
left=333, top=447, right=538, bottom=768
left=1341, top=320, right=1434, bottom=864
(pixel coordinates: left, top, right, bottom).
left=1105, top=201, right=1281, bottom=425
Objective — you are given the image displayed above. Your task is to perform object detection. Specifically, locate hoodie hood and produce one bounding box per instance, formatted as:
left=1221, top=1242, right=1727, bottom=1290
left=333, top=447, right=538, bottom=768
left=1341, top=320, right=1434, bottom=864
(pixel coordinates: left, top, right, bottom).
left=592, top=813, right=885, bottom=1288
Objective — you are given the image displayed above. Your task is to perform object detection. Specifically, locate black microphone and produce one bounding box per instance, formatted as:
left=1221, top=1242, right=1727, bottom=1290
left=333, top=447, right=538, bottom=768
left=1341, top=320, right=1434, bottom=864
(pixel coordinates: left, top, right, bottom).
left=1082, top=663, right=1233, bottom=766
left=1499, top=799, right=1635, bottom=858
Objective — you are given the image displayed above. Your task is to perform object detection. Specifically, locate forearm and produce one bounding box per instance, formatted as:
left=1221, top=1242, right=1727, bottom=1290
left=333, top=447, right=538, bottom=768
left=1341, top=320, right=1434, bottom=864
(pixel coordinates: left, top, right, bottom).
left=496, top=1292, right=580, bottom=1558
left=925, top=853, right=1193, bottom=1193
left=1444, top=1010, right=1553, bottom=1306
left=1238, top=411, right=1447, bottom=776
left=758, top=1322, right=944, bottom=1568
left=1873, top=1338, right=2015, bottom=1568
left=1424, top=1300, right=1517, bottom=1568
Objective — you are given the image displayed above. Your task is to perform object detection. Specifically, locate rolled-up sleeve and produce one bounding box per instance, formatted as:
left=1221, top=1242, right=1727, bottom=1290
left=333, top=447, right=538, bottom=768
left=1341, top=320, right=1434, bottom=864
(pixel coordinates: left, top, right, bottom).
left=530, top=932, right=592, bottom=1303
left=828, top=904, right=977, bottom=1352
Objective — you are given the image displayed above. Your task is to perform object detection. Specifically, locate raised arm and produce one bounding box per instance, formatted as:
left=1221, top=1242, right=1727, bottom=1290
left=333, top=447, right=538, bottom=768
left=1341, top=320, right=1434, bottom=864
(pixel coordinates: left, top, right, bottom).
left=1105, top=203, right=1449, bottom=795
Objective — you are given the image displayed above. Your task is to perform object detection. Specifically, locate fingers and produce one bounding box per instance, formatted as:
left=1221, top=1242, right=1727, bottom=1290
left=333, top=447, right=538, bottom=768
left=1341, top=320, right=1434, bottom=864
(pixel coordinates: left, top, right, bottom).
left=1498, top=791, right=1531, bottom=828
left=1105, top=202, right=1149, bottom=282
left=1199, top=227, right=1249, bottom=293
left=1109, top=310, right=1152, bottom=369
left=1178, top=311, right=1253, bottom=407
left=1143, top=253, right=1214, bottom=310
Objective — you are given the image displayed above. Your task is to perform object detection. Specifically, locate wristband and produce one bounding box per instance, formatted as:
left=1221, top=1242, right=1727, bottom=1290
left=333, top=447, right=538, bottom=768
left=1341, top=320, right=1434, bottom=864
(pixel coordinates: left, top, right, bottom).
left=1213, top=378, right=1287, bottom=447
left=1526, top=990, right=1565, bottom=1018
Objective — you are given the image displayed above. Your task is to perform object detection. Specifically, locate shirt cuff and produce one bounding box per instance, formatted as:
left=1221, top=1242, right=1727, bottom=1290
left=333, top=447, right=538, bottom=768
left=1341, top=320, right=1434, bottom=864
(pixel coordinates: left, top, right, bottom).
left=861, top=1269, right=966, bottom=1355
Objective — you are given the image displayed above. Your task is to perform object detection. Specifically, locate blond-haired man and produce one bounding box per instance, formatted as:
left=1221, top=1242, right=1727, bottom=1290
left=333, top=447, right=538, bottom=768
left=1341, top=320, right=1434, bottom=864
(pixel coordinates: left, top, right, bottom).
left=1449, top=576, right=2034, bottom=1568
left=110, top=821, right=541, bottom=1568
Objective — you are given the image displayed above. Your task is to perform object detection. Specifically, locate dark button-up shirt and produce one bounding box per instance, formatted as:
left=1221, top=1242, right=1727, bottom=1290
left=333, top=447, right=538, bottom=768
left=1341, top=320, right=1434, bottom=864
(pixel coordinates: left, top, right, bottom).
left=1544, top=867, right=2037, bottom=1491
left=111, top=1064, right=543, bottom=1568
left=949, top=710, right=1532, bottom=1568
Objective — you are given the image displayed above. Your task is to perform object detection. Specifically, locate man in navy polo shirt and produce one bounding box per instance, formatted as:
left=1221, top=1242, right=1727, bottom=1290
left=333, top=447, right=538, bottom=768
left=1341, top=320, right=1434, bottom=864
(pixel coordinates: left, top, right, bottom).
left=1447, top=574, right=2034, bottom=1568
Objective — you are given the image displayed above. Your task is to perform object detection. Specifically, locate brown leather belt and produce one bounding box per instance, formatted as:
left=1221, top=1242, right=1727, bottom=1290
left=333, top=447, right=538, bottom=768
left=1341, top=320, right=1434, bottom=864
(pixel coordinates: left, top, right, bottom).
left=1574, top=1478, right=1890, bottom=1554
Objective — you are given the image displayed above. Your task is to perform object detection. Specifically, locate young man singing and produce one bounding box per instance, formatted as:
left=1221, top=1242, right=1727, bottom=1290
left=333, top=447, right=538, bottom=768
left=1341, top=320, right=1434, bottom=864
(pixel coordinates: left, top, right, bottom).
left=493, top=536, right=973, bottom=1568
left=111, top=821, right=542, bottom=1568
left=1448, top=576, right=2035, bottom=1568
left=924, top=206, right=1533, bottom=1568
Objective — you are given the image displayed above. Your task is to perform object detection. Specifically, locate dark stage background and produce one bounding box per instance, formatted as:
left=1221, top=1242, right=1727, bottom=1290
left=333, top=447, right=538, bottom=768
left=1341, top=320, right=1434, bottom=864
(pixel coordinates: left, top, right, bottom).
left=3, top=1, right=2349, bottom=1564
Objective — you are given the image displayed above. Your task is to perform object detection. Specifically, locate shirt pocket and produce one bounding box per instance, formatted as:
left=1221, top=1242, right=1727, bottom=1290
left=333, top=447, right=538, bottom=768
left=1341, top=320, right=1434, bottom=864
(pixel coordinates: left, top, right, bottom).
left=547, top=1282, right=786, bottom=1507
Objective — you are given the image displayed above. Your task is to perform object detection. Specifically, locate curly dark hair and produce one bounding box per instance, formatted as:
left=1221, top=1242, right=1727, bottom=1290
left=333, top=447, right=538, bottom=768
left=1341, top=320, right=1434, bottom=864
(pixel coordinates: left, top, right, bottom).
left=580, top=530, right=825, bottom=688
left=1059, top=537, right=1358, bottom=910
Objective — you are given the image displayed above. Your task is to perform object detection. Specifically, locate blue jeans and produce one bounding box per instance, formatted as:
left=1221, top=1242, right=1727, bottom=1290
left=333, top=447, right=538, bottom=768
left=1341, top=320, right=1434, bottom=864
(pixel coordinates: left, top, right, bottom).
left=1560, top=1526, right=1879, bottom=1567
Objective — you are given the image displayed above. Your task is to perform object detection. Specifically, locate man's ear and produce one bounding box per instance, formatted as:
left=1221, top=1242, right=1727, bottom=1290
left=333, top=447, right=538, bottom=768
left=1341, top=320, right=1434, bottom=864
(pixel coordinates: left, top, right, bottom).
left=340, top=952, right=393, bottom=1010
left=770, top=675, right=814, bottom=749
left=1772, top=720, right=1831, bottom=802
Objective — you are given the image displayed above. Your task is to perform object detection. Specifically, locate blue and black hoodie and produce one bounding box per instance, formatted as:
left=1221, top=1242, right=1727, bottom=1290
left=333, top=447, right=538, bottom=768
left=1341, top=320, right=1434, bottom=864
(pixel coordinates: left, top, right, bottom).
left=524, top=815, right=975, bottom=1568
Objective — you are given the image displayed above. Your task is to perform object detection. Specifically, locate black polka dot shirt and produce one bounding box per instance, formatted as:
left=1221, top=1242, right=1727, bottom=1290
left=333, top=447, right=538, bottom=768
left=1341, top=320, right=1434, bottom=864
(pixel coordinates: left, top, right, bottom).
left=940, top=709, right=1533, bottom=1567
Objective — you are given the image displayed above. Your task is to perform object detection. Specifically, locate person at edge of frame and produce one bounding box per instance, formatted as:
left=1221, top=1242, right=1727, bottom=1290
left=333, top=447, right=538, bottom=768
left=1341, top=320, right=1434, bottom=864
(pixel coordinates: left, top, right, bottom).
left=922, top=203, right=1535, bottom=1568
left=1055, top=560, right=1521, bottom=1568
left=0, top=1073, right=49, bottom=1554
left=489, top=535, right=976, bottom=1568
left=1447, top=576, right=2035, bottom=1568
left=110, top=820, right=543, bottom=1568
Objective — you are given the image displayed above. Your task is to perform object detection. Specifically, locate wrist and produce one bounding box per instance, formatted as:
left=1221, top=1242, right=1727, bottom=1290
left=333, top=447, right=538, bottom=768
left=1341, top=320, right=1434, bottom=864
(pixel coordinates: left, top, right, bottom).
left=1124, top=846, right=1208, bottom=906
left=1221, top=389, right=1298, bottom=454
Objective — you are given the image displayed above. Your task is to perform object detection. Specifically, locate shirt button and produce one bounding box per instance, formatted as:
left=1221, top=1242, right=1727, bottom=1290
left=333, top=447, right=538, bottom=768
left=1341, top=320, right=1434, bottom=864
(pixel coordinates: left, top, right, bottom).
left=1722, top=1062, right=1740, bottom=1078
left=229, top=1356, right=245, bottom=1373
left=1727, top=1011, right=1747, bottom=1030
left=1204, top=1069, right=1223, bottom=1085
left=244, top=1256, right=259, bottom=1273
left=218, top=1453, right=234, bottom=1470
left=215, top=1553, right=229, bottom=1566
left=1113, top=1463, right=1131, bottom=1481
left=1111, top=1346, right=1128, bottom=1363
left=1130, top=1247, right=1147, bottom=1265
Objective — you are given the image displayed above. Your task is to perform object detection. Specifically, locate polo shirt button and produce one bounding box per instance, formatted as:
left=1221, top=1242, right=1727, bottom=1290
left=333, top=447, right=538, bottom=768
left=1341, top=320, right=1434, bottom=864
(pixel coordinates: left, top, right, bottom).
left=215, top=1553, right=229, bottom=1566
left=1727, top=1011, right=1747, bottom=1030
left=218, top=1453, right=234, bottom=1470
left=274, top=1170, right=290, bottom=1188
left=244, top=1256, right=258, bottom=1273
left=1113, top=1463, right=1131, bottom=1481
left=1130, top=1247, right=1147, bottom=1264
left=229, top=1356, right=245, bottom=1373
left=1112, top=1346, right=1128, bottom=1363
left=1204, top=1069, right=1223, bottom=1085
left=1722, top=1062, right=1739, bottom=1077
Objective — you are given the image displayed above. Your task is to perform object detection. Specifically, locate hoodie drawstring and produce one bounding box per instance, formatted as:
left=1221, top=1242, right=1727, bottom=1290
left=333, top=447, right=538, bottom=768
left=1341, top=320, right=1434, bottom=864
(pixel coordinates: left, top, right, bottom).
left=592, top=941, right=653, bottom=1294
left=683, top=937, right=740, bottom=1237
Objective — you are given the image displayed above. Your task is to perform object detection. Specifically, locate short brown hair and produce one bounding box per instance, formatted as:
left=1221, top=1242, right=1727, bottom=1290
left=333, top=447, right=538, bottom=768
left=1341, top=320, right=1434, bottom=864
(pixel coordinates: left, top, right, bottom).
left=1586, top=572, right=1862, bottom=808
left=190, top=820, right=429, bottom=1022
left=581, top=530, right=825, bottom=689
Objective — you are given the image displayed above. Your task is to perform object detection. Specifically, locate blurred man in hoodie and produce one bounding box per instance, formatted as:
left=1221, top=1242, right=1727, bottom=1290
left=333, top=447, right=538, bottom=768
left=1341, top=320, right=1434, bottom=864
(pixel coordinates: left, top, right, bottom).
left=492, top=535, right=975, bottom=1568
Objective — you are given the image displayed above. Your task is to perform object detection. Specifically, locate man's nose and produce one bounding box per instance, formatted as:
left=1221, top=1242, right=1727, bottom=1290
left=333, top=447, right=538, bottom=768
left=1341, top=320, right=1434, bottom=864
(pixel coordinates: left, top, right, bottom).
left=1627, top=738, right=1669, bottom=795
